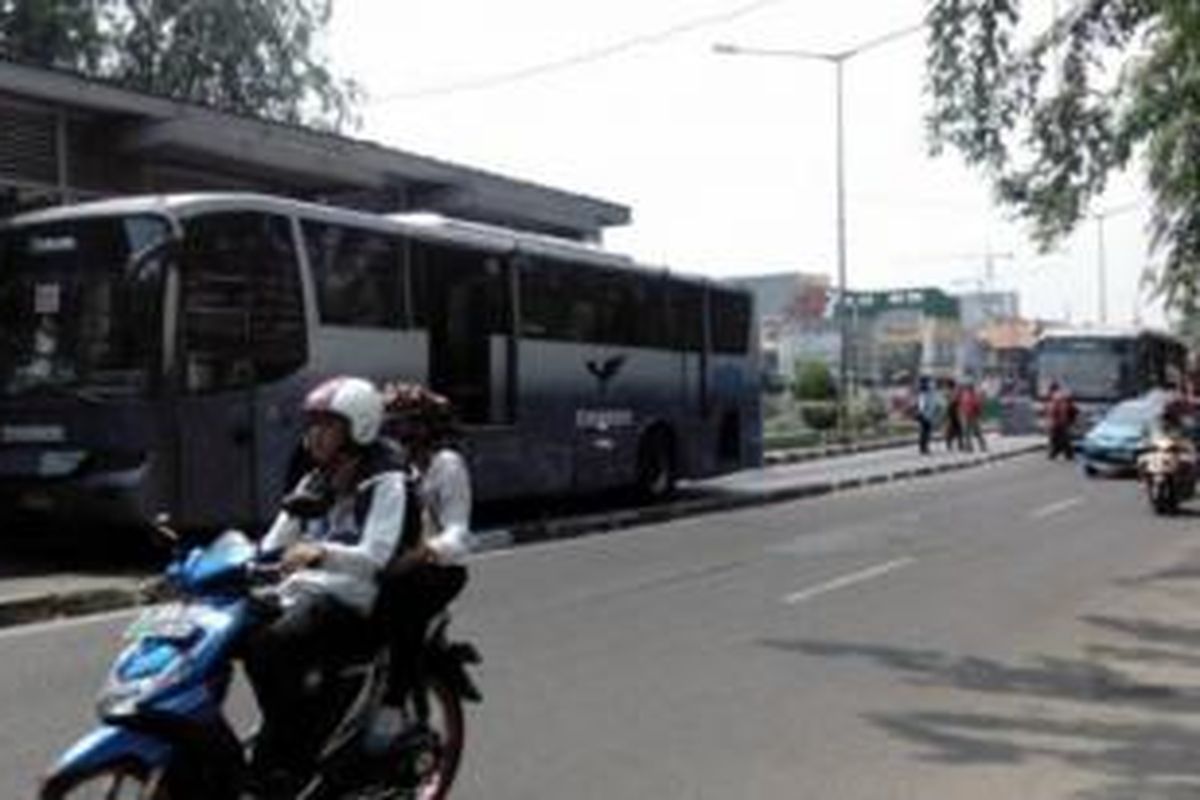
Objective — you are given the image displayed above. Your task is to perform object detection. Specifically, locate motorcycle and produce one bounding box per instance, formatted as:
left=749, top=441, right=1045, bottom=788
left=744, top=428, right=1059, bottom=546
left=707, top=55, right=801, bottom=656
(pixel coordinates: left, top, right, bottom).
left=1137, top=432, right=1197, bottom=515
left=38, top=529, right=482, bottom=799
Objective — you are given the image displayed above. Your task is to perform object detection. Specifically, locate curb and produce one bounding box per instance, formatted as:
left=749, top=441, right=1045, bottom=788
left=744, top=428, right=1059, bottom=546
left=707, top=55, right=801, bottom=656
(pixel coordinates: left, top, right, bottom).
left=501, top=440, right=1043, bottom=549
left=0, top=585, right=147, bottom=630
left=763, top=436, right=915, bottom=466
left=0, top=440, right=1045, bottom=632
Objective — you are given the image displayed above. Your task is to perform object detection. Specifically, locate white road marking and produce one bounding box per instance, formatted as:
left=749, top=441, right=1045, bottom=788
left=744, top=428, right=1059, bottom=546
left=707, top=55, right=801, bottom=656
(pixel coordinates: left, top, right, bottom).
left=0, top=606, right=140, bottom=641
left=782, top=557, right=915, bottom=605
left=1030, top=497, right=1084, bottom=520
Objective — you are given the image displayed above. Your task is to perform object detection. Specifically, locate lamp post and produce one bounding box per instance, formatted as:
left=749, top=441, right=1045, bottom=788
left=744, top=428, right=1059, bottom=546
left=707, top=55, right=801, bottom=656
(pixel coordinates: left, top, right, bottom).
left=715, top=23, right=923, bottom=438
left=1090, top=201, right=1138, bottom=326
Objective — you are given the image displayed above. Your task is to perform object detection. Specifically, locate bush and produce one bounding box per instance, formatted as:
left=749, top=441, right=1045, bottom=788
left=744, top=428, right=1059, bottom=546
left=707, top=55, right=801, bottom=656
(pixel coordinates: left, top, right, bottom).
left=792, top=359, right=836, bottom=402
left=799, top=400, right=838, bottom=432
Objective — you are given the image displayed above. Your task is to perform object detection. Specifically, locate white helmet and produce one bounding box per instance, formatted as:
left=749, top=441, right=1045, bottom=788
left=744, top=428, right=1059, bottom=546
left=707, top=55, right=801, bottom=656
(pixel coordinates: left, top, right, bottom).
left=303, top=376, right=384, bottom=446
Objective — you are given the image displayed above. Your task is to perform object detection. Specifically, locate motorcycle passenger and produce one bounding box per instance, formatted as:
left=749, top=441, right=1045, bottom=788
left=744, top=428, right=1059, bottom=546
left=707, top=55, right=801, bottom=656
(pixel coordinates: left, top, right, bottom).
left=377, top=382, right=474, bottom=726
left=244, top=376, right=406, bottom=795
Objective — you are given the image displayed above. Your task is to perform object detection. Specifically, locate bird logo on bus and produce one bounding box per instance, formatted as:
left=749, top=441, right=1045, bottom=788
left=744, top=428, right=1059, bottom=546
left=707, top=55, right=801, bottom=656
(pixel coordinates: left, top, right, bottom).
left=586, top=354, right=627, bottom=397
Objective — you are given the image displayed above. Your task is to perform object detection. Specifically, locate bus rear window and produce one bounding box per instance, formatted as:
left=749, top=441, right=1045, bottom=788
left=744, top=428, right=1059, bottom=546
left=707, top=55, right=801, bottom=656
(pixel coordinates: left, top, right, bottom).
left=711, top=289, right=751, bottom=354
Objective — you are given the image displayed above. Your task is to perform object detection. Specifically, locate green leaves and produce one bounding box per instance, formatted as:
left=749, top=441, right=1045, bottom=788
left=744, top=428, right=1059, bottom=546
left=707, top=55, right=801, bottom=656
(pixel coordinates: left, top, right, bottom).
left=925, top=0, right=1200, bottom=310
left=0, top=0, right=359, bottom=131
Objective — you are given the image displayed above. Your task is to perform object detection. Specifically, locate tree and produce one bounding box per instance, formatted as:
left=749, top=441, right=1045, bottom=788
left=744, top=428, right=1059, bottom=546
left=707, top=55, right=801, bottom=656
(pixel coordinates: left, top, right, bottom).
left=1, top=0, right=359, bottom=131
left=925, top=1, right=1200, bottom=310
left=0, top=1, right=107, bottom=72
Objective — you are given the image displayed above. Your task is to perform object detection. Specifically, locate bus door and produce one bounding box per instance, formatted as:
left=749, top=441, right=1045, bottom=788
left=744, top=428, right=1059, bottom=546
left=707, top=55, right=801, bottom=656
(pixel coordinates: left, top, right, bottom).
left=171, top=212, right=304, bottom=529
left=416, top=242, right=513, bottom=427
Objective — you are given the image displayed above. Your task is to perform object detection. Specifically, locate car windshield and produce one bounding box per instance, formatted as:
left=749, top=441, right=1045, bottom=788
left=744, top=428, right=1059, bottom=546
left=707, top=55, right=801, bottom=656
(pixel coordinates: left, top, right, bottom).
left=1105, top=401, right=1158, bottom=427
left=0, top=214, right=172, bottom=398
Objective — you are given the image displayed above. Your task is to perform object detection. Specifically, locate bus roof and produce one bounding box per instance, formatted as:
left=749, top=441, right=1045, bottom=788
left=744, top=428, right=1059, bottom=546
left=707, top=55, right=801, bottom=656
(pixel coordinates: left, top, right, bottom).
left=1036, top=325, right=1183, bottom=345
left=2, top=192, right=740, bottom=293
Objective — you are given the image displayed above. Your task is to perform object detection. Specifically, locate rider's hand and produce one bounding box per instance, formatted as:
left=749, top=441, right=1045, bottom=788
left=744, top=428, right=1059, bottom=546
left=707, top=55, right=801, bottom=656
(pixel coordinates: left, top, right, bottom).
left=281, top=542, right=325, bottom=574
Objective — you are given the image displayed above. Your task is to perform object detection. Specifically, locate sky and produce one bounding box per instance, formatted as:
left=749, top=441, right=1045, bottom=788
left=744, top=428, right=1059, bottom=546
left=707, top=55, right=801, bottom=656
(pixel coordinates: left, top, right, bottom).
left=326, top=0, right=1165, bottom=328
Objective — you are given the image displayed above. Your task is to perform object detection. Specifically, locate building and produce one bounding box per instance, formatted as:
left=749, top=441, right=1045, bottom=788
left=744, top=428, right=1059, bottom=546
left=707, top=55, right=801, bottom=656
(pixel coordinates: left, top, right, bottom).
left=0, top=59, right=629, bottom=240
left=727, top=272, right=831, bottom=381
left=832, top=287, right=962, bottom=386
left=957, top=290, right=1020, bottom=330
left=730, top=273, right=964, bottom=390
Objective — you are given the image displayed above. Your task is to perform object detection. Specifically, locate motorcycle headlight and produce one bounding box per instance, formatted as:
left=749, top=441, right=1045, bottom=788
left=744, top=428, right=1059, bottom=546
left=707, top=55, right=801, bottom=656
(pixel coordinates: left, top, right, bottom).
left=97, top=638, right=193, bottom=719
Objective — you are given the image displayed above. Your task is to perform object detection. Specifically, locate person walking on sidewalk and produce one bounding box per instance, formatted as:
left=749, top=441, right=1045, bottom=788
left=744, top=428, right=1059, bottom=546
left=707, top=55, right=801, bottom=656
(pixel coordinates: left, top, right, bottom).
left=916, top=376, right=938, bottom=455
left=943, top=378, right=964, bottom=452
left=960, top=379, right=987, bottom=453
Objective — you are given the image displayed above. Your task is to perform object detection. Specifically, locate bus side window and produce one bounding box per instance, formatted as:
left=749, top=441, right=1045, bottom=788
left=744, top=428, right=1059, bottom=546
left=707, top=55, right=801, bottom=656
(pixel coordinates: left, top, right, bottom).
left=519, top=260, right=571, bottom=340
left=181, top=212, right=305, bottom=392
left=666, top=284, right=704, bottom=351
left=303, top=222, right=404, bottom=329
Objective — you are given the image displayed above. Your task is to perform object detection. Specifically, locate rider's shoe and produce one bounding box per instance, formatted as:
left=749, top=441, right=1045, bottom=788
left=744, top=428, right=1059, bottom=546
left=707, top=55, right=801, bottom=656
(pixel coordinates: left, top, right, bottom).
left=243, top=767, right=307, bottom=799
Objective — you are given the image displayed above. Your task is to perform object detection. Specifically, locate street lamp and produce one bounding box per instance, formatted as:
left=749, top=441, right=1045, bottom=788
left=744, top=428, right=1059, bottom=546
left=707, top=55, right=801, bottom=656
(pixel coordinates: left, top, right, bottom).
left=715, top=23, right=923, bottom=438
left=1091, top=201, right=1139, bottom=326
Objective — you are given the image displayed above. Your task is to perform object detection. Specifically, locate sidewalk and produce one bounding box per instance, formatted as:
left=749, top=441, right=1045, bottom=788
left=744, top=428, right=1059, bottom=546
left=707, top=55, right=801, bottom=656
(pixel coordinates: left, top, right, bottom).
left=0, top=433, right=1044, bottom=629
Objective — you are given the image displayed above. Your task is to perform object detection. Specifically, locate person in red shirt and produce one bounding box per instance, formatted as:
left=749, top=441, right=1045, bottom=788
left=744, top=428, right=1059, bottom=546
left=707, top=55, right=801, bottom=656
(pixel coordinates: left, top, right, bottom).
left=1046, top=382, right=1078, bottom=460
left=960, top=379, right=987, bottom=452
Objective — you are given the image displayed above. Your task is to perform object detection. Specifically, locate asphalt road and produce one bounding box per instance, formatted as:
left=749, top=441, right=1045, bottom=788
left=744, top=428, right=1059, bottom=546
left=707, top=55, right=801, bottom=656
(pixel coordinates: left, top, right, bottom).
left=6, top=454, right=1200, bottom=799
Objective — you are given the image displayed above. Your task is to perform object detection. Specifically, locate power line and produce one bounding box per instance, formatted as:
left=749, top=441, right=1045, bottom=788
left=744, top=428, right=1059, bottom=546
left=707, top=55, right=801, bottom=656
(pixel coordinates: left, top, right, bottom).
left=368, top=0, right=800, bottom=103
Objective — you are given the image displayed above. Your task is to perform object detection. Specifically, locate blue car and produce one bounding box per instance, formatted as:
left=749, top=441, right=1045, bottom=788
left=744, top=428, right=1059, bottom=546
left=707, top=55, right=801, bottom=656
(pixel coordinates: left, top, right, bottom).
left=1079, top=392, right=1172, bottom=476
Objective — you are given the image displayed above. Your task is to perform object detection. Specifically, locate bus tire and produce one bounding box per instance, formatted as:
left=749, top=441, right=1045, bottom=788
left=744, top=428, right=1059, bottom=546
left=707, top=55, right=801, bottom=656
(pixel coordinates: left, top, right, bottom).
left=636, top=427, right=676, bottom=502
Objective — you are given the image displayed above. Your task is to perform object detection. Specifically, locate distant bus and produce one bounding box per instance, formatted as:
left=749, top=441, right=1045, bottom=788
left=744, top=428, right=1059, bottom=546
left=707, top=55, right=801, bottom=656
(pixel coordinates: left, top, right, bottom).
left=0, top=193, right=760, bottom=530
left=1033, top=326, right=1187, bottom=425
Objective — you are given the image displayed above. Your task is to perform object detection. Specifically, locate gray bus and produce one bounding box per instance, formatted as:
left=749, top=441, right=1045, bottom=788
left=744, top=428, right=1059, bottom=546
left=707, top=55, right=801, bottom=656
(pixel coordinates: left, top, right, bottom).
left=0, top=193, right=760, bottom=530
left=1033, top=326, right=1187, bottom=430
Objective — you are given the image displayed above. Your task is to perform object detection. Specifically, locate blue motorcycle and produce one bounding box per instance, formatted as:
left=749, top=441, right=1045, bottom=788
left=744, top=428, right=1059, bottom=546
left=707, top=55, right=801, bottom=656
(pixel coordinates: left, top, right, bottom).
left=39, top=529, right=482, bottom=799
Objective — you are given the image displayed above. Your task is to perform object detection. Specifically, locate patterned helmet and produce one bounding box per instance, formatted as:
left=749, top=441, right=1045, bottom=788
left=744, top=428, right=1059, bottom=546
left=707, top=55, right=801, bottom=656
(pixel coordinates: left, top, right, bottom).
left=383, top=382, right=457, bottom=440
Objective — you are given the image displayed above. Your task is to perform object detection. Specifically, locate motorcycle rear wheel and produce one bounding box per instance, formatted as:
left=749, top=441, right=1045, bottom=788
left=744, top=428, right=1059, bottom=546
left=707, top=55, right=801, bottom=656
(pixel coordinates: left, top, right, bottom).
left=40, top=761, right=169, bottom=800
left=408, top=675, right=465, bottom=800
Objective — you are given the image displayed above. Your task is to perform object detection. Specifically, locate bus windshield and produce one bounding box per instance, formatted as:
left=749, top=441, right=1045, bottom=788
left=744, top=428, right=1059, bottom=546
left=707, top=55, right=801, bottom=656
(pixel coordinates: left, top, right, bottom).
left=1036, top=337, right=1130, bottom=401
left=0, top=214, right=172, bottom=398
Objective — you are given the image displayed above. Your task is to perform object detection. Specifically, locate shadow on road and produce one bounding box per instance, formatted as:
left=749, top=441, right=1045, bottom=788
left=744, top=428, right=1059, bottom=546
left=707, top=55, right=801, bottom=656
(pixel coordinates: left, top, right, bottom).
left=756, top=593, right=1200, bottom=797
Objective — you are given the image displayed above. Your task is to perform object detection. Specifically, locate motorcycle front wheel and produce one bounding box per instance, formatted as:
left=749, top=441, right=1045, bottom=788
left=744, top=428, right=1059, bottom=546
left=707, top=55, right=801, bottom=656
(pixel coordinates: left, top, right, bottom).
left=40, top=761, right=168, bottom=800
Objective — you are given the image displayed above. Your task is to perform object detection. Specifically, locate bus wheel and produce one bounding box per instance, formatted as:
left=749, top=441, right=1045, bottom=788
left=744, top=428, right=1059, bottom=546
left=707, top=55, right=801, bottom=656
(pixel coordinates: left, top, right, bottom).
left=636, top=428, right=676, bottom=502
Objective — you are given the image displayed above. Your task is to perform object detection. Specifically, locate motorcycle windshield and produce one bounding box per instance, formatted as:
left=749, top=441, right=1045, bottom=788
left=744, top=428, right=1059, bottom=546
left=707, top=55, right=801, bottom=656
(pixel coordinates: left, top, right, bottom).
left=0, top=215, right=172, bottom=399
left=180, top=529, right=256, bottom=589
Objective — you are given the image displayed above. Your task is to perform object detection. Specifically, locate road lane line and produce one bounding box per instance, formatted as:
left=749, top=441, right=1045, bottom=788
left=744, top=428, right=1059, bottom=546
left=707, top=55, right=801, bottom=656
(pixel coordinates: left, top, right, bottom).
left=1030, top=496, right=1084, bottom=520
left=0, top=606, right=140, bottom=641
left=782, top=557, right=915, bottom=605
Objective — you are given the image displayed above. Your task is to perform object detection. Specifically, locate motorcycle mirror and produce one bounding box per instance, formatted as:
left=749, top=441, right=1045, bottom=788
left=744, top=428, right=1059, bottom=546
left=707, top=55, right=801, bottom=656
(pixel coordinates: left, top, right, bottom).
left=151, top=512, right=181, bottom=549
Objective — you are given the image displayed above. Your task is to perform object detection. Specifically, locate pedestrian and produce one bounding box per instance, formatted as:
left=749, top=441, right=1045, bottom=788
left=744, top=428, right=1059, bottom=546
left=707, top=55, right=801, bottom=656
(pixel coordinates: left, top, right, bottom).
left=1046, top=381, right=1077, bottom=460
left=944, top=378, right=964, bottom=452
left=915, top=376, right=937, bottom=455
left=960, top=379, right=987, bottom=452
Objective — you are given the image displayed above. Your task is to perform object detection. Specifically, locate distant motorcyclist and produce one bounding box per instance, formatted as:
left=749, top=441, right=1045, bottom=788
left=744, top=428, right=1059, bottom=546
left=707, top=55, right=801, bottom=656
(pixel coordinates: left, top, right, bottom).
left=377, top=382, right=474, bottom=722
left=1152, top=390, right=1192, bottom=440
left=244, top=376, right=406, bottom=795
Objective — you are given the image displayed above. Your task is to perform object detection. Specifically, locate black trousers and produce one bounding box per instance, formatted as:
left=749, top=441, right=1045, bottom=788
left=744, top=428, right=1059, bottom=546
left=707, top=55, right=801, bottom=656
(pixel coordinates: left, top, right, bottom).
left=918, top=417, right=932, bottom=454
left=242, top=591, right=371, bottom=773
left=375, top=563, right=467, bottom=704
left=1048, top=425, right=1074, bottom=460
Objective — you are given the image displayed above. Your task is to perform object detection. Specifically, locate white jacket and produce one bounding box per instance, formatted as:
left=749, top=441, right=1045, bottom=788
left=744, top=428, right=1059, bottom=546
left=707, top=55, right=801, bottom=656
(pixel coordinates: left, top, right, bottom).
left=262, top=468, right=407, bottom=615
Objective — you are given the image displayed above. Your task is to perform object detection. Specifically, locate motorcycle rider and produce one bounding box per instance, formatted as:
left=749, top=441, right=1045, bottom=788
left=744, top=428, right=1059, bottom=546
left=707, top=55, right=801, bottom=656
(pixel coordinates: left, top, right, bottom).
left=244, top=376, right=406, bottom=795
left=376, top=382, right=474, bottom=726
